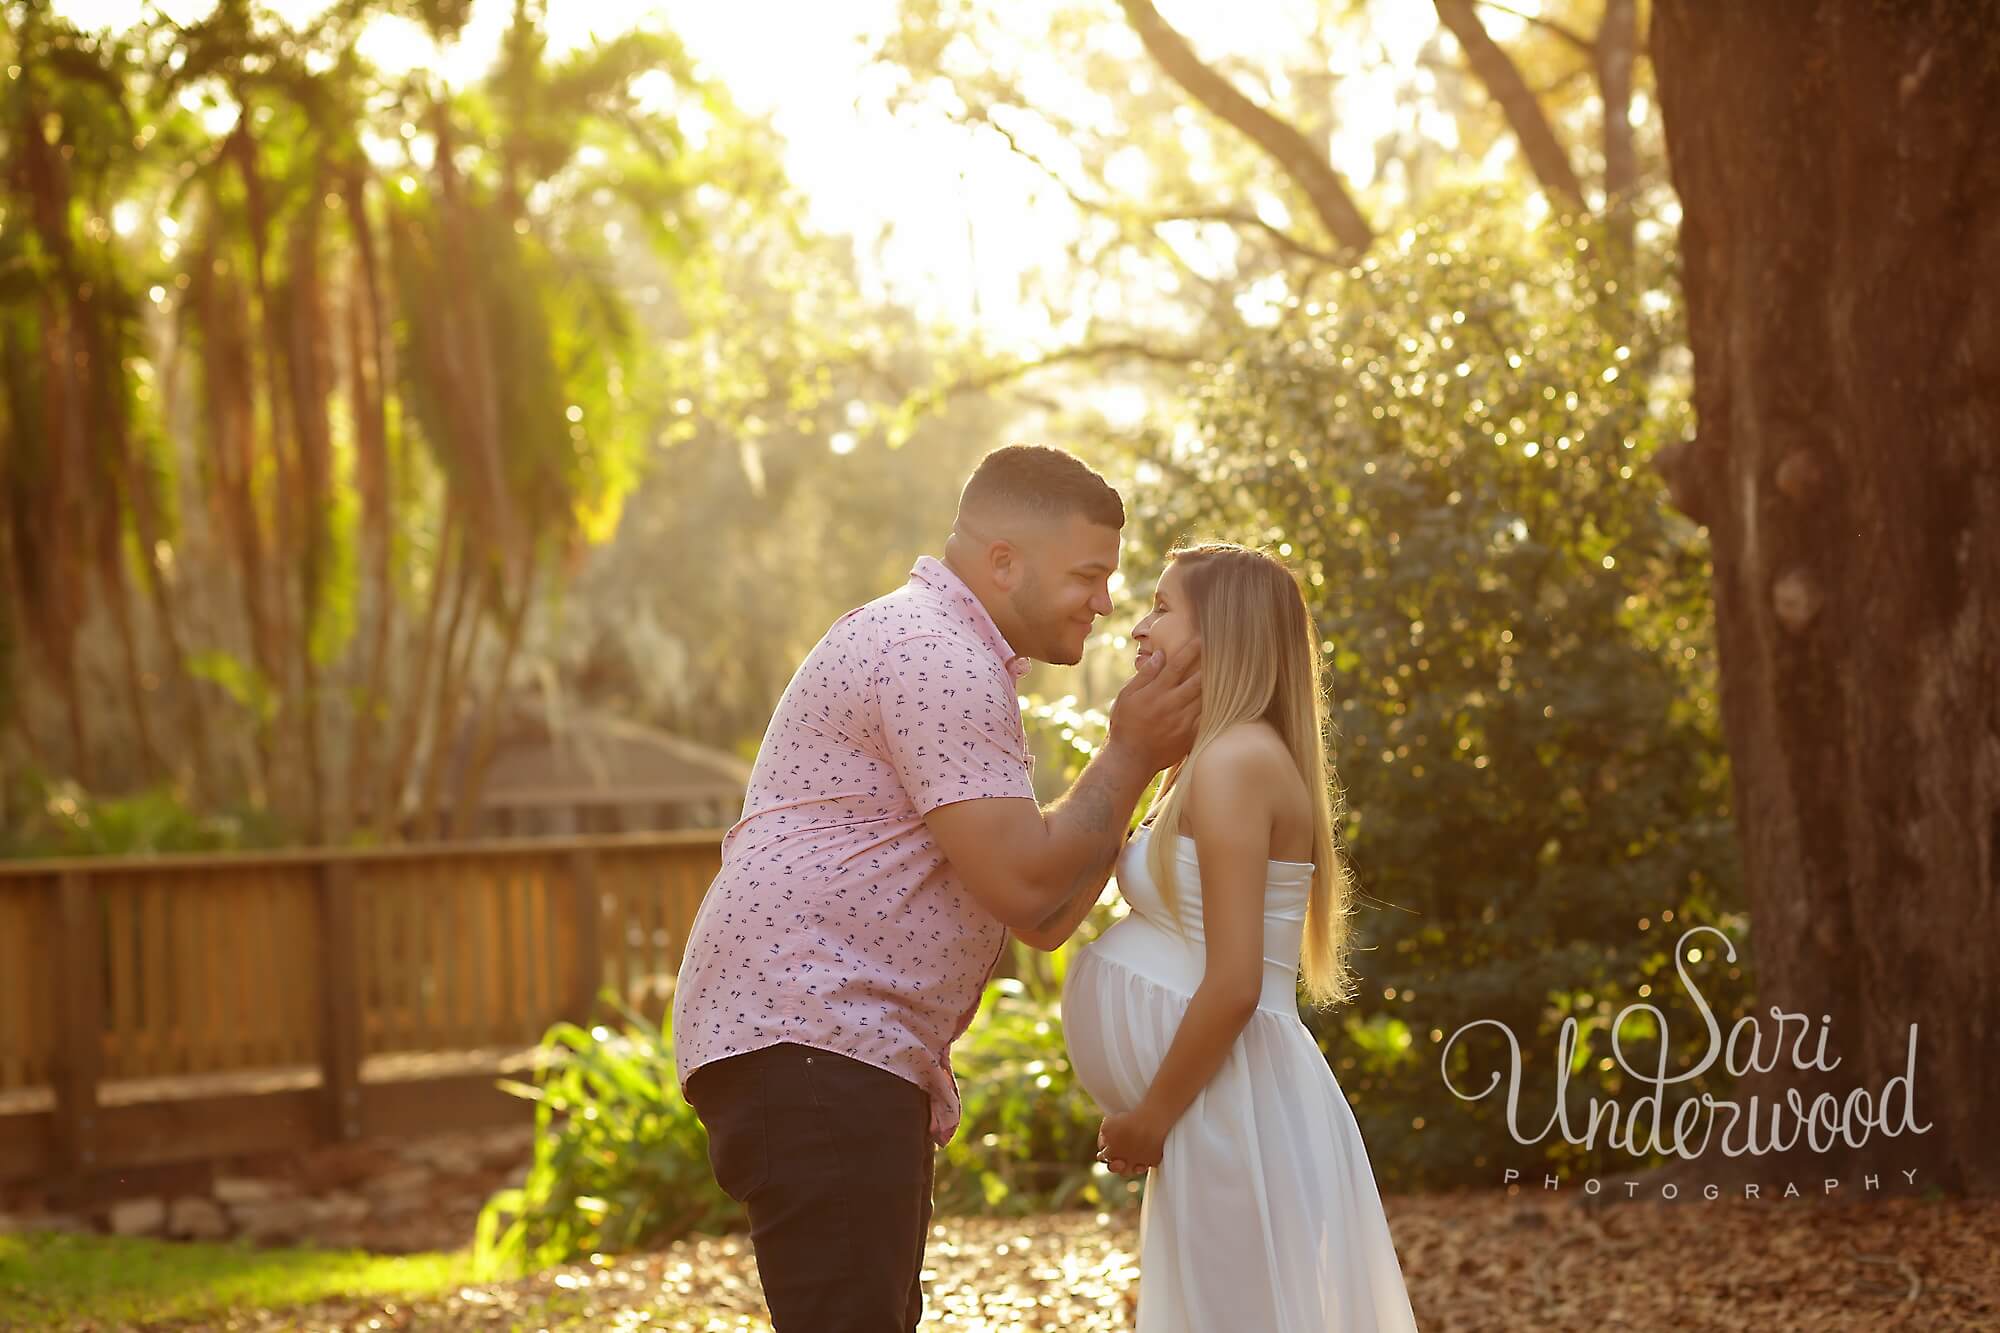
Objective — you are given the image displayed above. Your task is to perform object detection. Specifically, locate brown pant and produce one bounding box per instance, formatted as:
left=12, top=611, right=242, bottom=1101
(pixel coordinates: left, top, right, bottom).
left=686, top=1043, right=935, bottom=1332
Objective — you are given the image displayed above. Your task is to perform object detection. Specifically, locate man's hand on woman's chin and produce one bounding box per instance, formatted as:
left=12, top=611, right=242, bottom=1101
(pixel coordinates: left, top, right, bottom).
left=1105, top=637, right=1203, bottom=774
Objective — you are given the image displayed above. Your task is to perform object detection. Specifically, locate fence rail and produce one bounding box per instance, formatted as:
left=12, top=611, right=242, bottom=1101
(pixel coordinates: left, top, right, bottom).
left=0, top=831, right=722, bottom=1188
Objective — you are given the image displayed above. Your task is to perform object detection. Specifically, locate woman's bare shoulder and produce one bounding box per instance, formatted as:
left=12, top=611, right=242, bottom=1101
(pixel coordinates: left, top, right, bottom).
left=1184, top=723, right=1298, bottom=813
left=1190, top=720, right=1293, bottom=776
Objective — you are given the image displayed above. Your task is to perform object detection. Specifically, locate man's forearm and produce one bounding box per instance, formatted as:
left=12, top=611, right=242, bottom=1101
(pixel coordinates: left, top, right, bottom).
left=1026, top=852, right=1119, bottom=941
left=1026, top=741, right=1153, bottom=915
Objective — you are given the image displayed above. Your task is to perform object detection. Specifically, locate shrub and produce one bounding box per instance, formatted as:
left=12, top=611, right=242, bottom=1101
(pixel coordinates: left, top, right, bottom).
left=0, top=769, right=291, bottom=858
left=472, top=993, right=741, bottom=1278
left=1113, top=186, right=1748, bottom=1188
left=475, top=958, right=1136, bottom=1278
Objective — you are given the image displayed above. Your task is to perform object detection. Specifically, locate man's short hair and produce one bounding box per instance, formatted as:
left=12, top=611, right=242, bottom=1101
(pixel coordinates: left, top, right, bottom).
left=958, top=444, right=1125, bottom=529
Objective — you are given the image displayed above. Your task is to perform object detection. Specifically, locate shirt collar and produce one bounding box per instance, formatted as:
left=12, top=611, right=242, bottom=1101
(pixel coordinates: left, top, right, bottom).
left=908, top=556, right=1035, bottom=681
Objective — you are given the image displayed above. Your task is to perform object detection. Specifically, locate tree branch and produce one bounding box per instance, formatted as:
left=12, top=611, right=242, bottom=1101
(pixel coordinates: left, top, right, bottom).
left=850, top=338, right=1198, bottom=416
left=1473, top=0, right=1597, bottom=56
left=1536, top=64, right=1597, bottom=100
left=966, top=100, right=1345, bottom=270
left=1434, top=0, right=1585, bottom=210
left=1145, top=207, right=1346, bottom=266
left=949, top=338, right=1203, bottom=397
left=1115, top=0, right=1374, bottom=255
left=964, top=101, right=1111, bottom=216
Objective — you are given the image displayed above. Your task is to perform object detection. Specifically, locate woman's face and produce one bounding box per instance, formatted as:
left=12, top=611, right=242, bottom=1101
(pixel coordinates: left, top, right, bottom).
left=1131, top=560, right=1197, bottom=669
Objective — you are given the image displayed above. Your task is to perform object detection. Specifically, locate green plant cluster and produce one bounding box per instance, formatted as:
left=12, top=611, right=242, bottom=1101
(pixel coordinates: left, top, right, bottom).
left=475, top=961, right=1139, bottom=1274
left=0, top=768, right=291, bottom=858
left=472, top=995, right=743, bottom=1279
left=1111, top=185, right=1749, bottom=1188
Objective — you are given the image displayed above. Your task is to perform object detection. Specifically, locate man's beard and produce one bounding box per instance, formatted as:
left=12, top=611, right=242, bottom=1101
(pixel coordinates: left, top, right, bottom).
left=1010, top=570, right=1078, bottom=665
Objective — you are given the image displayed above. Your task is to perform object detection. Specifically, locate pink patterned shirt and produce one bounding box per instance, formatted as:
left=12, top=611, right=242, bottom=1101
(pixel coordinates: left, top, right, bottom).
left=673, top=556, right=1037, bottom=1144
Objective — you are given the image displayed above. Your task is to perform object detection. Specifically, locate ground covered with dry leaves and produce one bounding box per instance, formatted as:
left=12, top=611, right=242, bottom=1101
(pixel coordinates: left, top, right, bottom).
left=144, top=1190, right=1996, bottom=1332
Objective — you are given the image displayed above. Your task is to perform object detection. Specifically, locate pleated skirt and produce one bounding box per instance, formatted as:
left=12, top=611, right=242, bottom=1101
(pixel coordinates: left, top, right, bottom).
left=1063, top=923, right=1421, bottom=1333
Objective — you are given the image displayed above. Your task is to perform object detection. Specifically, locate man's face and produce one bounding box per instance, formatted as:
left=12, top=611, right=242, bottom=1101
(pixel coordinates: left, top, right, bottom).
left=1008, top=513, right=1121, bottom=666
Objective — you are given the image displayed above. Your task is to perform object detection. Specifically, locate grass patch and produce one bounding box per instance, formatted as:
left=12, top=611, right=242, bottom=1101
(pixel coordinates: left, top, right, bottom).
left=0, top=1229, right=477, bottom=1329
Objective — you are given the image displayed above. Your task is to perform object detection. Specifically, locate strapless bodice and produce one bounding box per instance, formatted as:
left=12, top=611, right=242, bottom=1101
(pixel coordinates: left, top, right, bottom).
left=1081, top=824, right=1314, bottom=1014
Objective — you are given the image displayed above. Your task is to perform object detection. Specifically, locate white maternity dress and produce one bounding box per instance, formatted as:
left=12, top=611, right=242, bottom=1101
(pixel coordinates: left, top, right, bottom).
left=1062, top=825, right=1420, bottom=1332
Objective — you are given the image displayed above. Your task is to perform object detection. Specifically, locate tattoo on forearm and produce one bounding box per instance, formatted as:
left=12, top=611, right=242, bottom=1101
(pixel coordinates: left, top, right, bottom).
left=1069, top=747, right=1145, bottom=835
left=1035, top=750, right=1143, bottom=930
left=1069, top=779, right=1117, bottom=835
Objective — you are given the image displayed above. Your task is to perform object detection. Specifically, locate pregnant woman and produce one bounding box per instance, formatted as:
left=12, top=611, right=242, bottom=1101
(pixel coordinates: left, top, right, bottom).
left=1055, top=542, right=1419, bottom=1332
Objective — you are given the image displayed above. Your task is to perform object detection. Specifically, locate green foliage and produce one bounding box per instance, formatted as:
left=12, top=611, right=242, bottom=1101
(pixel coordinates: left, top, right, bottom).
left=0, top=0, right=861, bottom=837
left=186, top=650, right=280, bottom=725
left=0, top=768, right=291, bottom=858
left=1114, top=182, right=1747, bottom=1188
left=473, top=992, right=741, bottom=1279
left=475, top=962, right=1146, bottom=1275
left=545, top=384, right=1008, bottom=754
left=1019, top=691, right=1109, bottom=793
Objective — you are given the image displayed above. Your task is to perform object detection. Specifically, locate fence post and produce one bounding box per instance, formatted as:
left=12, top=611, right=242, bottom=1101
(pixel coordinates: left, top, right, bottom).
left=568, top=847, right=603, bottom=1028
left=316, top=860, right=365, bottom=1142
left=53, top=869, right=103, bottom=1176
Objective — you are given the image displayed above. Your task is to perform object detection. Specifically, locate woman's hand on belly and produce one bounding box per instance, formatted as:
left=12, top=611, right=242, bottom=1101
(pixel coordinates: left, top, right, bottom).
left=1096, top=1107, right=1168, bottom=1176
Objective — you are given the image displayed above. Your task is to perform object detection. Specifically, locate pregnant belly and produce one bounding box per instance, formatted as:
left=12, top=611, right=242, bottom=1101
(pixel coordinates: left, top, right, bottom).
left=1061, top=920, right=1197, bottom=1113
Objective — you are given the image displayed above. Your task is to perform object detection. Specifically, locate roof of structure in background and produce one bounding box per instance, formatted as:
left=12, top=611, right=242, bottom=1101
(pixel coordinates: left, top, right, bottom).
left=457, top=700, right=752, bottom=810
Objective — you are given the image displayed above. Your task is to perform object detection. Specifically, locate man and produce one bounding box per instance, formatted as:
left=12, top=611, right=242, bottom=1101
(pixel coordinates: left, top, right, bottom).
left=673, top=444, right=1201, bottom=1331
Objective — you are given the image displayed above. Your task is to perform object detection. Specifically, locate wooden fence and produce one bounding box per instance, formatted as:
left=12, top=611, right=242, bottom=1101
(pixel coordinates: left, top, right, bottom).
left=0, top=831, right=721, bottom=1191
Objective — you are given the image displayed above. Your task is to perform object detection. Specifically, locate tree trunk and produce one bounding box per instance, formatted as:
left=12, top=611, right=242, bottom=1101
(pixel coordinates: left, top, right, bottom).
left=410, top=545, right=483, bottom=841
left=1595, top=0, right=1638, bottom=257
left=99, top=559, right=165, bottom=786
left=341, top=174, right=396, bottom=843
left=450, top=551, right=534, bottom=839
left=1653, top=1, right=2000, bottom=1194
left=370, top=503, right=461, bottom=842
left=282, top=167, right=335, bottom=843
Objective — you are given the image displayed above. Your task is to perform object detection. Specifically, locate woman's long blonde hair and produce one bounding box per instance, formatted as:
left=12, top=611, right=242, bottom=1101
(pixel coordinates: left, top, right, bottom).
left=1140, top=541, right=1358, bottom=1007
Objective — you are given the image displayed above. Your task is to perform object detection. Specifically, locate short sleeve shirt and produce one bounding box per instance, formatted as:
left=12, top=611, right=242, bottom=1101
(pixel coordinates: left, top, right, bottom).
left=672, top=556, right=1037, bottom=1144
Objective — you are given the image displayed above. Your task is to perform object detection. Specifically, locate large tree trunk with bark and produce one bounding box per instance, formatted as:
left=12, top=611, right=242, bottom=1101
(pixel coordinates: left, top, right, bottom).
left=1652, top=1, right=2000, bottom=1194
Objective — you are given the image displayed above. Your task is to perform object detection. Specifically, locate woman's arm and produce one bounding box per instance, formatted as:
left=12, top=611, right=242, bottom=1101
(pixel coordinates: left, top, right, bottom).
left=1097, top=732, right=1273, bottom=1168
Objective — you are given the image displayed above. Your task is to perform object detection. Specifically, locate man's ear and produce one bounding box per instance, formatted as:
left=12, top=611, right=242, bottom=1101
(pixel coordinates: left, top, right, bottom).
left=988, top=539, right=1024, bottom=592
